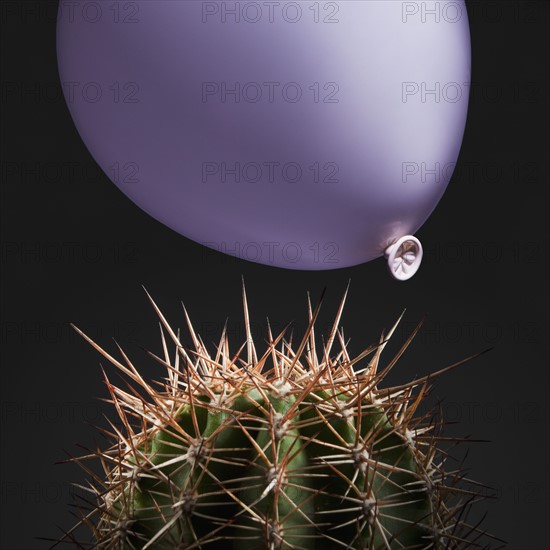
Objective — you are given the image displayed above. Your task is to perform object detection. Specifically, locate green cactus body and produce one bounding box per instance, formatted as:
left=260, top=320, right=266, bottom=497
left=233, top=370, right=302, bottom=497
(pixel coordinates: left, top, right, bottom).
left=64, top=286, right=493, bottom=549
left=108, top=388, right=432, bottom=550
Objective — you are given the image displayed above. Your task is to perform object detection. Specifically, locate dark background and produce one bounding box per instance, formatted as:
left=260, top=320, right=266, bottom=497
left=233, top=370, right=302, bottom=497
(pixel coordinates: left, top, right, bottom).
left=1, top=1, right=548, bottom=548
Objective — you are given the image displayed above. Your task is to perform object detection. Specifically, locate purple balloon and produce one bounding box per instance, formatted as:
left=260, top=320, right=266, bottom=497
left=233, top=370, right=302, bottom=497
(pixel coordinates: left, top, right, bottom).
left=56, top=1, right=470, bottom=271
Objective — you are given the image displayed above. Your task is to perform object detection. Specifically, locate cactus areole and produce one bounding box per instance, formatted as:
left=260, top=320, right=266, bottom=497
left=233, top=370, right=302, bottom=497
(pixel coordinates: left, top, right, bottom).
left=62, top=287, right=492, bottom=549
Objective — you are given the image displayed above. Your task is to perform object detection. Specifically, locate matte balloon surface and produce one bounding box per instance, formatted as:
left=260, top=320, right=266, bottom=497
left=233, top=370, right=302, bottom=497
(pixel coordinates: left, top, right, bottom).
left=57, top=1, right=471, bottom=269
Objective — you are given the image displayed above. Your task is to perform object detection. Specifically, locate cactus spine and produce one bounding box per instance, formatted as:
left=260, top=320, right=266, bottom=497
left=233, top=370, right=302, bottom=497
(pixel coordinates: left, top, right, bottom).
left=60, top=285, right=494, bottom=549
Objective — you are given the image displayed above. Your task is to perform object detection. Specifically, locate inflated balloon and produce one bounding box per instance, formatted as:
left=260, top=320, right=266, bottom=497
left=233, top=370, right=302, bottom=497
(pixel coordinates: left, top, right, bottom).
left=56, top=1, right=471, bottom=278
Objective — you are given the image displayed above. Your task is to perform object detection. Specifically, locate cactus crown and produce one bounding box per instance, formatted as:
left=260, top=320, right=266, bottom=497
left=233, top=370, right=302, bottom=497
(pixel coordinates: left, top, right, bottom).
left=56, top=284, right=497, bottom=549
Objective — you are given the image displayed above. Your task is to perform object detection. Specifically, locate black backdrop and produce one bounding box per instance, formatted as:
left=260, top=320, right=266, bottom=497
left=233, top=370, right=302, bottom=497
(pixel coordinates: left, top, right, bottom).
left=1, top=1, right=548, bottom=548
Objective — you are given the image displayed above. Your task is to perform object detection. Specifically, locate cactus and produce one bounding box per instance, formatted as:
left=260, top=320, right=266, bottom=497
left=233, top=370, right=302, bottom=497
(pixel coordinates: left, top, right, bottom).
left=59, top=285, right=496, bottom=549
